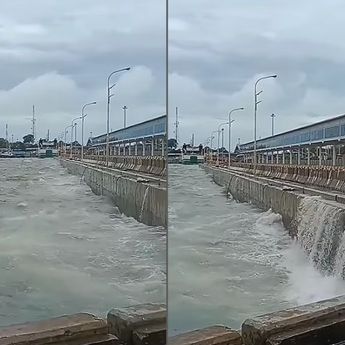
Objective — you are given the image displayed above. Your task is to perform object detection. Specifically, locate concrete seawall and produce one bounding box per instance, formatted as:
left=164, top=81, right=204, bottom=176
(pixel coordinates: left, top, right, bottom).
left=60, top=159, right=166, bottom=228
left=203, top=164, right=300, bottom=235
left=202, top=164, right=345, bottom=237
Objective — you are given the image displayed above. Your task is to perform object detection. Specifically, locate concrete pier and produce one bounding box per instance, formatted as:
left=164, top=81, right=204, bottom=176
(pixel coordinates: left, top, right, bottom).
left=203, top=164, right=345, bottom=236
left=0, top=304, right=166, bottom=345
left=171, top=295, right=345, bottom=345
left=60, top=159, right=167, bottom=228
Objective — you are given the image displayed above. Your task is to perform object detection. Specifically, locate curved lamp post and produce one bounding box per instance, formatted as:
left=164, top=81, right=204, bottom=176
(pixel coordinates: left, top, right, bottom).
left=254, top=74, right=277, bottom=172
left=64, top=124, right=73, bottom=155
left=81, top=101, right=97, bottom=161
left=70, top=116, right=81, bottom=159
left=228, top=107, right=244, bottom=168
left=217, top=122, right=228, bottom=166
left=106, top=67, right=131, bottom=166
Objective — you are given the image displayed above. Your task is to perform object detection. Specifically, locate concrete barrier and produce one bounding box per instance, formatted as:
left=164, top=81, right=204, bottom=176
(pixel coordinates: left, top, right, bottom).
left=0, top=313, right=118, bottom=345
left=63, top=155, right=166, bottom=177
left=169, top=326, right=242, bottom=345
left=0, top=303, right=167, bottom=345
left=60, top=159, right=167, bottom=228
left=242, top=295, right=345, bottom=345
left=228, top=163, right=345, bottom=194
left=203, top=165, right=300, bottom=234
left=107, top=303, right=166, bottom=345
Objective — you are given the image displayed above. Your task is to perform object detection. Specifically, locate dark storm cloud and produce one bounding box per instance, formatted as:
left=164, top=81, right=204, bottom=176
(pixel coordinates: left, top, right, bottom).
left=169, top=0, right=345, bottom=147
left=0, top=0, right=165, bottom=141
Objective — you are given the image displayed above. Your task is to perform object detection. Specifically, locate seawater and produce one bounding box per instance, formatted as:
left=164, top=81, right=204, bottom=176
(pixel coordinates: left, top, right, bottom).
left=0, top=158, right=166, bottom=327
left=168, top=164, right=345, bottom=335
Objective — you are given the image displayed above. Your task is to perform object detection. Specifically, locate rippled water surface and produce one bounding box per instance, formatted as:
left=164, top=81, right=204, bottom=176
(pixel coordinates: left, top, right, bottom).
left=0, top=158, right=165, bottom=327
left=168, top=165, right=345, bottom=336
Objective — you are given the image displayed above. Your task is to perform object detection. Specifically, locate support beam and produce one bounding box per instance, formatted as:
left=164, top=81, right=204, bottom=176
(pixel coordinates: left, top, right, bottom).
left=307, top=147, right=310, bottom=166
left=289, top=149, right=292, bottom=165
left=319, top=146, right=322, bottom=166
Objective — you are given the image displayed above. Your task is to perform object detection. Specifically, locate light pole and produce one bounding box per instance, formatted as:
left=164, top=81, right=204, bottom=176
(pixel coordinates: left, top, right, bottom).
left=64, top=125, right=72, bottom=155
left=106, top=67, right=131, bottom=166
left=123, top=105, right=127, bottom=128
left=210, top=130, right=218, bottom=163
left=228, top=107, right=244, bottom=168
left=254, top=74, right=277, bottom=172
left=271, top=113, right=276, bottom=136
left=217, top=122, right=228, bottom=166
left=70, top=116, right=80, bottom=159
left=81, top=101, right=97, bottom=161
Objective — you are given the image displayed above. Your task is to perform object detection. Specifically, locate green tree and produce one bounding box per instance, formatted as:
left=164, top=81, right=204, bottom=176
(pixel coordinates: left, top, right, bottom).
left=0, top=138, right=8, bottom=148
left=23, top=134, right=34, bottom=143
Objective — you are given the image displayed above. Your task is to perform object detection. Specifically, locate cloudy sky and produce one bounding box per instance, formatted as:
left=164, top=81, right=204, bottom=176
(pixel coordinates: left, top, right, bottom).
left=0, top=0, right=165, bottom=142
left=169, top=0, right=345, bottom=149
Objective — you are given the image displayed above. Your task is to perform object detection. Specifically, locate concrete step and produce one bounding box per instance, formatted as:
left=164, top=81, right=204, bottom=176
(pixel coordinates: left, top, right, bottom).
left=242, top=295, right=345, bottom=345
left=132, top=322, right=166, bottom=345
left=59, top=334, right=119, bottom=345
left=107, top=303, right=166, bottom=345
left=266, top=317, right=345, bottom=345
left=168, top=326, right=242, bottom=345
left=0, top=313, right=108, bottom=345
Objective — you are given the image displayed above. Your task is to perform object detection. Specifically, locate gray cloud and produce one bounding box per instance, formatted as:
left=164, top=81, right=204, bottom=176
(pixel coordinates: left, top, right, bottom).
left=169, top=0, right=345, bottom=148
left=0, top=0, right=165, bottom=141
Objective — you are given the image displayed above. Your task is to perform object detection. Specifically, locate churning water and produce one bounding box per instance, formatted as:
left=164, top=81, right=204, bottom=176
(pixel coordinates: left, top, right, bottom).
left=0, top=158, right=165, bottom=327
left=168, top=165, right=345, bottom=336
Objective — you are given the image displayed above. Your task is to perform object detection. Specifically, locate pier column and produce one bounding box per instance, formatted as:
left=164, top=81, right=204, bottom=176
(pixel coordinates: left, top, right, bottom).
left=333, top=145, right=336, bottom=166
left=161, top=138, right=164, bottom=156
left=276, top=151, right=279, bottom=164
left=151, top=140, right=154, bottom=156
left=128, top=142, right=131, bottom=156
left=319, top=146, right=322, bottom=166
left=297, top=148, right=301, bottom=165
left=282, top=150, right=285, bottom=164
left=290, top=150, right=292, bottom=165
left=143, top=141, right=146, bottom=156
left=266, top=152, right=269, bottom=164
left=307, top=147, right=310, bottom=165
left=135, top=142, right=138, bottom=156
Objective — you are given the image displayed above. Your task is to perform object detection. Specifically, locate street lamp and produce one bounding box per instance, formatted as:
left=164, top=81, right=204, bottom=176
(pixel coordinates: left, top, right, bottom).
left=81, top=101, right=97, bottom=161
left=217, top=122, right=228, bottom=166
left=64, top=124, right=73, bottom=155
left=271, top=113, right=276, bottom=136
left=209, top=130, right=218, bottom=163
left=228, top=107, right=244, bottom=168
left=106, top=67, right=131, bottom=166
left=254, top=74, right=277, bottom=172
left=70, top=116, right=81, bottom=159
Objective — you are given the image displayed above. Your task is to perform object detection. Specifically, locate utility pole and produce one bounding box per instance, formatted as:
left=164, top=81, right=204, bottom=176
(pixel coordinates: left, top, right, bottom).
left=174, top=107, right=179, bottom=144
left=271, top=113, right=276, bottom=136
left=32, top=105, right=36, bottom=143
left=5, top=124, right=8, bottom=150
left=123, top=105, right=127, bottom=128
